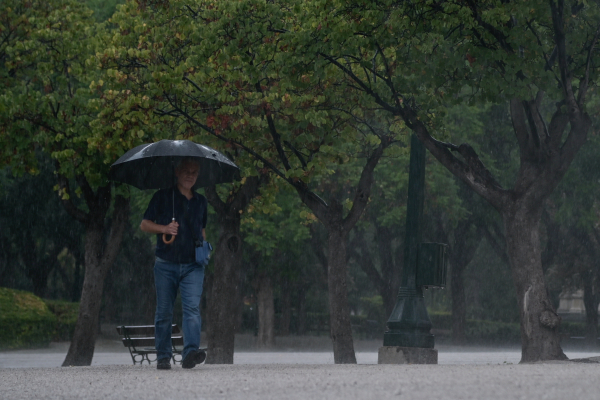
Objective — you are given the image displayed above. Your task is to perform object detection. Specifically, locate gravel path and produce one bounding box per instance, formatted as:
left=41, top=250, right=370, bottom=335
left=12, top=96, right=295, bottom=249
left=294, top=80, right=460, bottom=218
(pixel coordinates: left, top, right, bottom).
left=2, top=362, right=600, bottom=400
left=2, top=334, right=599, bottom=400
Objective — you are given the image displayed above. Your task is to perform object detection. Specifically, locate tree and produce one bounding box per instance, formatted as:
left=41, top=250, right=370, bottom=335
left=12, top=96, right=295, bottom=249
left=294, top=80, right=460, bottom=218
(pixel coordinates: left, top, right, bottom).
left=241, top=182, right=314, bottom=347
left=545, top=129, right=600, bottom=346
left=203, top=175, right=268, bottom=362
left=441, top=102, right=517, bottom=343
left=296, top=0, right=600, bottom=362
left=0, top=155, right=84, bottom=298
left=0, top=0, right=131, bottom=366
left=103, top=0, right=405, bottom=363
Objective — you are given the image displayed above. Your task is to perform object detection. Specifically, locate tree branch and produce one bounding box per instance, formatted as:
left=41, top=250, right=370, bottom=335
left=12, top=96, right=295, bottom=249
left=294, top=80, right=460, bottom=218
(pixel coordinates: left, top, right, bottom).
left=550, top=0, right=579, bottom=117
left=509, top=98, right=531, bottom=156
left=204, top=185, right=227, bottom=215
left=229, top=174, right=268, bottom=213
left=348, top=232, right=385, bottom=293
left=56, top=173, right=89, bottom=224
left=577, top=24, right=600, bottom=106
left=255, top=82, right=292, bottom=171
left=342, top=137, right=389, bottom=232
left=283, top=140, right=308, bottom=169
left=97, top=194, right=130, bottom=272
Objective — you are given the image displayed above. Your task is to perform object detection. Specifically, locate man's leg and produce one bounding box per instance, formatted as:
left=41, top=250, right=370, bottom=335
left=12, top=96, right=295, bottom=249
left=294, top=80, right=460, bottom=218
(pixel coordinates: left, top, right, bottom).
left=154, top=258, right=179, bottom=362
left=179, top=263, right=205, bottom=364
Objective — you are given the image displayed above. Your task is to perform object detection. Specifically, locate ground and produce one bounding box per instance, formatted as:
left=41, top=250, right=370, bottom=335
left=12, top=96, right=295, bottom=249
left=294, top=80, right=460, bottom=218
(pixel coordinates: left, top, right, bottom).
left=1, top=332, right=599, bottom=400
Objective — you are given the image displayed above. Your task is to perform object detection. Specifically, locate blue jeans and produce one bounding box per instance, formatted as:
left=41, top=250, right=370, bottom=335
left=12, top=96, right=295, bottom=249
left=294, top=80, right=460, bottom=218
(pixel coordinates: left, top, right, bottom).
left=154, top=257, right=205, bottom=361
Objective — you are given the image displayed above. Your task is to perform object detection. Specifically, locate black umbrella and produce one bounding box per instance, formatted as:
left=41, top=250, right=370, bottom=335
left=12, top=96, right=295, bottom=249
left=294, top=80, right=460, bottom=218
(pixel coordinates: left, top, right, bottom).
left=108, top=139, right=239, bottom=190
left=109, top=139, right=239, bottom=244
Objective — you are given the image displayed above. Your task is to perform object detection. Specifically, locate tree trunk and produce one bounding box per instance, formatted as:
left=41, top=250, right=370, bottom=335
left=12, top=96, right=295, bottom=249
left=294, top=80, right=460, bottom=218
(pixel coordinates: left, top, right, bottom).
left=450, top=262, right=467, bottom=344
left=297, top=286, right=307, bottom=335
left=204, top=176, right=264, bottom=364
left=503, top=204, right=566, bottom=362
left=327, top=227, right=356, bottom=364
left=62, top=194, right=129, bottom=366
left=293, top=141, right=388, bottom=363
left=256, top=274, right=275, bottom=348
left=582, top=276, right=598, bottom=348
left=279, top=280, right=291, bottom=336
left=206, top=218, right=242, bottom=364
left=70, top=261, right=82, bottom=302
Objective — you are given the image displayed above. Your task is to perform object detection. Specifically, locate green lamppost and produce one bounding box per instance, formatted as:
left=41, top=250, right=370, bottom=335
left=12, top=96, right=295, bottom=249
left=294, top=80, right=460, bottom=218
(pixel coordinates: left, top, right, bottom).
left=378, top=134, right=447, bottom=364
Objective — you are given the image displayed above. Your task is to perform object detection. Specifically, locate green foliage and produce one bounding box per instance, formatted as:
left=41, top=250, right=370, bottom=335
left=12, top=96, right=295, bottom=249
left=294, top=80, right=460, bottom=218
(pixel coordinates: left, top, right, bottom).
left=44, top=299, right=79, bottom=341
left=0, top=287, right=56, bottom=349
left=429, top=311, right=521, bottom=344
left=553, top=133, right=600, bottom=231
left=0, top=0, right=129, bottom=189
left=0, top=155, right=84, bottom=298
left=101, top=0, right=406, bottom=209
left=358, top=295, right=387, bottom=324
left=85, top=0, right=124, bottom=22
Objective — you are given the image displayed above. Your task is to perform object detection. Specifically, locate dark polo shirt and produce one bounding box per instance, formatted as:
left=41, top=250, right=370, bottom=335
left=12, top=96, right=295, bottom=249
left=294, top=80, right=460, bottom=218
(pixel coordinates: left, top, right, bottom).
left=143, top=186, right=208, bottom=264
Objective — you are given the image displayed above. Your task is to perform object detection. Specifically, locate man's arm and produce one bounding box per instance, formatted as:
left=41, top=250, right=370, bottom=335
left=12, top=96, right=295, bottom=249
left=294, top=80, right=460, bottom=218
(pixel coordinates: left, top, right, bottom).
left=140, top=219, right=179, bottom=235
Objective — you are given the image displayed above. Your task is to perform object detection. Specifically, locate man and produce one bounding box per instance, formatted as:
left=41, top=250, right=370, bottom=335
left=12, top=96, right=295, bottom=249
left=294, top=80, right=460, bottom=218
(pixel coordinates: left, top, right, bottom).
left=140, top=158, right=208, bottom=370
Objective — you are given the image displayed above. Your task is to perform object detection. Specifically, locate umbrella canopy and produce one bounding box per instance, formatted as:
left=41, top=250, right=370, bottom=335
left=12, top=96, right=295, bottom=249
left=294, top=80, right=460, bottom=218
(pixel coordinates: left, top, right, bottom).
left=109, top=139, right=239, bottom=190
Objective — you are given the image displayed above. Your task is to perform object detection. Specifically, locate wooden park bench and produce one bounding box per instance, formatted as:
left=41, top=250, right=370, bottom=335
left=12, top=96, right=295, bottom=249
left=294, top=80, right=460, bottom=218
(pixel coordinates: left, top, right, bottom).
left=116, top=324, right=184, bottom=365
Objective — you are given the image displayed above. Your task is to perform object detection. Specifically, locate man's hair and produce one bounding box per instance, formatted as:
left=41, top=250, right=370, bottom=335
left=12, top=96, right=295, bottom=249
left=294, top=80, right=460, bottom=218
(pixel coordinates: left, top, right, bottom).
left=175, top=157, right=201, bottom=171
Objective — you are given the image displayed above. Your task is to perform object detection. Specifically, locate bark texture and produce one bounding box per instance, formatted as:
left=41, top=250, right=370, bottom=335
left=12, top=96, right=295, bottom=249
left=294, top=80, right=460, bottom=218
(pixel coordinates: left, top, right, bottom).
left=278, top=280, right=292, bottom=336
left=61, top=185, right=129, bottom=367
left=582, top=272, right=599, bottom=348
left=504, top=205, right=566, bottom=361
left=204, top=176, right=264, bottom=364
left=256, top=273, right=276, bottom=348
left=327, top=225, right=355, bottom=363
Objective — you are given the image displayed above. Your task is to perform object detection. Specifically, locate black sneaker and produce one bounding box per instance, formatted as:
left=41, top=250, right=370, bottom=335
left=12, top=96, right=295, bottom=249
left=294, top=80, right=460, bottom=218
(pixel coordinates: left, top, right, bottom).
left=182, top=349, right=206, bottom=369
left=157, top=358, right=171, bottom=370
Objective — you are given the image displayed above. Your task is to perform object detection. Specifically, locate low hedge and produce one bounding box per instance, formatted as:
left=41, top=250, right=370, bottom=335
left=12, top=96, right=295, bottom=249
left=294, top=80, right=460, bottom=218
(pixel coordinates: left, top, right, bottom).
left=44, top=299, right=79, bottom=342
left=0, top=287, right=57, bottom=350
left=429, top=311, right=521, bottom=343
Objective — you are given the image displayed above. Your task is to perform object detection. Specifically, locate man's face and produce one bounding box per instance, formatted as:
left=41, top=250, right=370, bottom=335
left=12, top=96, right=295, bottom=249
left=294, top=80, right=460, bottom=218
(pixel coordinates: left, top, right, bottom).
left=175, top=161, right=200, bottom=190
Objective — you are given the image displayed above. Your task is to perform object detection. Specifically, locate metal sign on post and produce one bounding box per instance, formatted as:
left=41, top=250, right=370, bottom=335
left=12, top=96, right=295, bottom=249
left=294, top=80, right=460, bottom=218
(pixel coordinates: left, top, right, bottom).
left=417, top=243, right=449, bottom=289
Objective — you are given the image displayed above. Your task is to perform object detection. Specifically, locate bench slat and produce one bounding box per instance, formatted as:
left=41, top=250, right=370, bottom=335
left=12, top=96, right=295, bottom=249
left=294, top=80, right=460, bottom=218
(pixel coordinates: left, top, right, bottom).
left=116, top=324, right=181, bottom=336
left=122, top=336, right=184, bottom=348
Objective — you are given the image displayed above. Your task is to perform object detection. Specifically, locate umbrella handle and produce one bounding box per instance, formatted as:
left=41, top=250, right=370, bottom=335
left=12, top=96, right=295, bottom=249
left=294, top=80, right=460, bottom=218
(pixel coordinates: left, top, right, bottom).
left=162, top=218, right=176, bottom=245
left=162, top=234, right=175, bottom=245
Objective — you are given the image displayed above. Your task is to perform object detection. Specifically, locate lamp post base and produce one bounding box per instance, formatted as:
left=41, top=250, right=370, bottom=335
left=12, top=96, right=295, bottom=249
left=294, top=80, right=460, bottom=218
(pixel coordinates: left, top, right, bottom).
left=377, top=346, right=438, bottom=364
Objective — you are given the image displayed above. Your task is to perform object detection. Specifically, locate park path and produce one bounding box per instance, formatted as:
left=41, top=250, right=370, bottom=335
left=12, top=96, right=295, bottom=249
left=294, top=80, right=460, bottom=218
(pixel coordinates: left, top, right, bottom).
left=1, top=332, right=599, bottom=368
left=1, top=361, right=600, bottom=400
left=2, top=334, right=599, bottom=400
